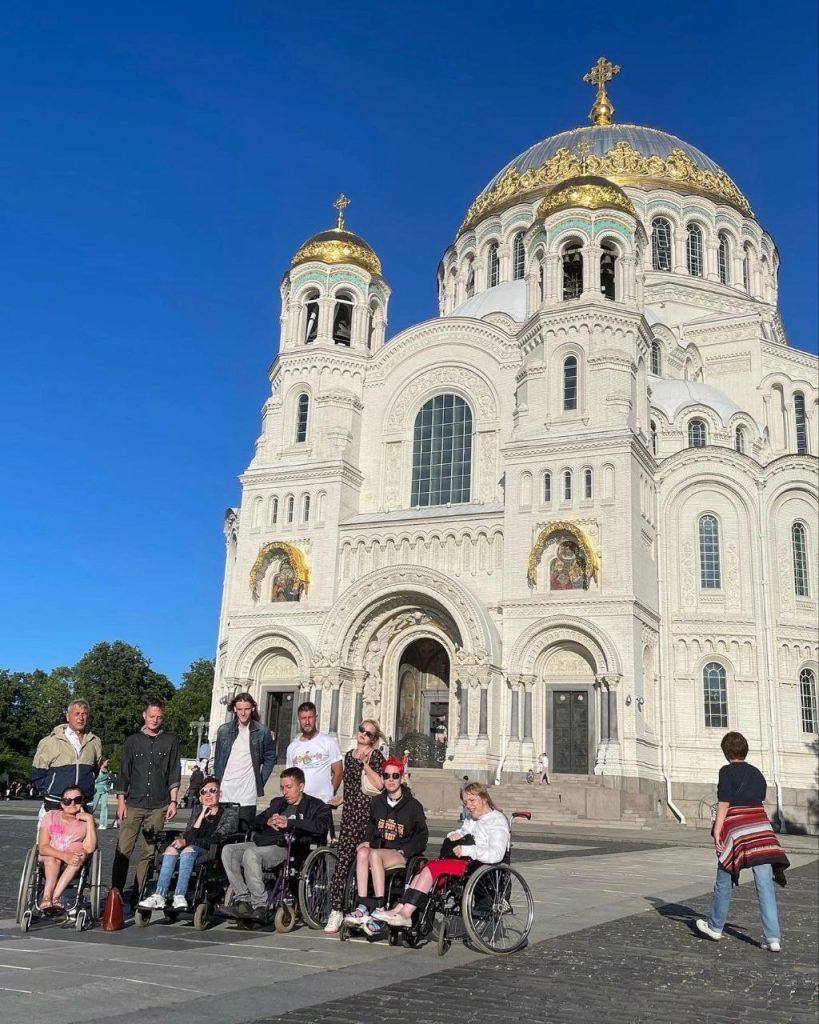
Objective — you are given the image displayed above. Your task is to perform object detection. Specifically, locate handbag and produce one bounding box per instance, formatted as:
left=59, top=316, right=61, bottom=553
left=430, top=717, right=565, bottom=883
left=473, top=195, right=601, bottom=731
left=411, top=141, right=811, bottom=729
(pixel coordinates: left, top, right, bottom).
left=361, top=762, right=381, bottom=797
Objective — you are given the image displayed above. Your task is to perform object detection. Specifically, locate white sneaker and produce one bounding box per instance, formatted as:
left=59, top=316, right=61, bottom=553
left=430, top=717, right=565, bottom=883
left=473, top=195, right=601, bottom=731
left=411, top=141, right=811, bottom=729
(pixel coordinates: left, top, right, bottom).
left=343, top=906, right=370, bottom=926
left=324, top=910, right=344, bottom=933
left=172, top=894, right=188, bottom=910
left=138, top=892, right=166, bottom=911
left=763, top=939, right=781, bottom=952
left=695, top=918, right=722, bottom=941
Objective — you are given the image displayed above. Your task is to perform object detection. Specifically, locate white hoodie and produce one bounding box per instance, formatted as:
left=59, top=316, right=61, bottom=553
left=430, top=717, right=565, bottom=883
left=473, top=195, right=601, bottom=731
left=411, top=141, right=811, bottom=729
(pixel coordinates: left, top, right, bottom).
left=458, top=809, right=510, bottom=864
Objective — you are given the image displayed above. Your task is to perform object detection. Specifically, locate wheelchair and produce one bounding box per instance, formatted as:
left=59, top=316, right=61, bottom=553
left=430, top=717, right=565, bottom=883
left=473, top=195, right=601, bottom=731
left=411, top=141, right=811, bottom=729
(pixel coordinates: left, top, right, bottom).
left=16, top=839, right=102, bottom=933
left=133, top=827, right=244, bottom=930
left=335, top=852, right=426, bottom=942
left=385, top=811, right=534, bottom=955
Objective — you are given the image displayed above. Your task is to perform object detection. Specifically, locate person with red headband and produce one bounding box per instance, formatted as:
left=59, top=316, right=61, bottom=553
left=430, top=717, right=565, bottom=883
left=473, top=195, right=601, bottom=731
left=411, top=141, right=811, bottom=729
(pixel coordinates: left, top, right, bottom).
left=344, top=755, right=427, bottom=936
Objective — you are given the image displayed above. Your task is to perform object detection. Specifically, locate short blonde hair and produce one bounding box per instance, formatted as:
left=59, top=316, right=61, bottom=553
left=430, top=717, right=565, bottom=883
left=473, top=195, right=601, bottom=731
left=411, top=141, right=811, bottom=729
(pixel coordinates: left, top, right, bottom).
left=459, top=781, right=496, bottom=810
left=360, top=719, right=383, bottom=744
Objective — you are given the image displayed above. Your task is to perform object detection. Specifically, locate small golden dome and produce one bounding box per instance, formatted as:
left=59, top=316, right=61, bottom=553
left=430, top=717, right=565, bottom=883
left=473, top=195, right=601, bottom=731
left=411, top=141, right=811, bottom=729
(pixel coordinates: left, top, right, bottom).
left=291, top=194, right=382, bottom=276
left=536, top=174, right=636, bottom=219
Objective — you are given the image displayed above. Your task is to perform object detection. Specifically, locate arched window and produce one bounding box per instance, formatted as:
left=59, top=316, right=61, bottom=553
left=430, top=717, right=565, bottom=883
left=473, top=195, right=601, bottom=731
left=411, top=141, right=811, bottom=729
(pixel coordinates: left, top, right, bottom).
left=734, top=425, right=746, bottom=454
left=563, top=355, right=578, bottom=411
left=792, top=522, right=809, bottom=597
left=562, top=243, right=583, bottom=299
left=688, top=418, right=707, bottom=448
left=800, top=668, right=818, bottom=733
left=543, top=471, right=552, bottom=503
left=651, top=218, right=672, bottom=271
left=563, top=470, right=572, bottom=501
left=583, top=468, right=593, bottom=499
left=538, top=260, right=545, bottom=302
left=742, top=244, right=752, bottom=293
left=650, top=340, right=662, bottom=376
left=286, top=495, right=295, bottom=524
left=794, top=392, right=808, bottom=454
left=295, top=393, right=309, bottom=443
left=303, top=289, right=320, bottom=344
left=686, top=224, right=704, bottom=277
left=703, top=663, right=728, bottom=728
left=698, top=514, right=721, bottom=589
left=650, top=420, right=658, bottom=455
left=512, top=232, right=525, bottom=280
left=302, top=494, right=311, bottom=524
left=410, top=394, right=472, bottom=507
left=600, top=241, right=617, bottom=299
left=332, top=291, right=354, bottom=345
left=718, top=232, right=730, bottom=285
left=466, top=259, right=475, bottom=299
left=487, top=242, right=500, bottom=288
left=367, top=301, right=378, bottom=349
left=270, top=496, right=279, bottom=525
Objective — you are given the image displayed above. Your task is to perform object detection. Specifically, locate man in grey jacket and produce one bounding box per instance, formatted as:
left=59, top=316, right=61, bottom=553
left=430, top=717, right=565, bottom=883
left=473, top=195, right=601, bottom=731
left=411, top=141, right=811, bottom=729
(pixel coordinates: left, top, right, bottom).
left=213, top=693, right=277, bottom=827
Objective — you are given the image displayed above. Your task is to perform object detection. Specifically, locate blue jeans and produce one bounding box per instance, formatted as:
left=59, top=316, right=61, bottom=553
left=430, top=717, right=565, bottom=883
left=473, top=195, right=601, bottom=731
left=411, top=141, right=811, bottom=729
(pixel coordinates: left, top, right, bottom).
left=155, top=845, right=205, bottom=897
left=707, top=863, right=781, bottom=942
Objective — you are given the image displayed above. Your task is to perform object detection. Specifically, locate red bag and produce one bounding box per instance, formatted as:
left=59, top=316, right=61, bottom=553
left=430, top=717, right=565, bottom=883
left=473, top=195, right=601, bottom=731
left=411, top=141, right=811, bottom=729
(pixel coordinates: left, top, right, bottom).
left=102, top=887, right=124, bottom=931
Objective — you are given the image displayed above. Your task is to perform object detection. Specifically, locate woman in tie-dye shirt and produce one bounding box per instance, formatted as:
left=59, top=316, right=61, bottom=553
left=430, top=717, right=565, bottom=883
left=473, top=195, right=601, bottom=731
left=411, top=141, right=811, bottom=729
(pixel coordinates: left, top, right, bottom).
left=37, top=785, right=97, bottom=912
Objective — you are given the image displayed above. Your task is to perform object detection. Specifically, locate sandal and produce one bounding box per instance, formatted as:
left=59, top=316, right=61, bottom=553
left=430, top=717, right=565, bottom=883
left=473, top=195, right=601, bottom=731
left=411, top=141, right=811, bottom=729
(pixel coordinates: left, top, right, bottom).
left=38, top=898, right=54, bottom=913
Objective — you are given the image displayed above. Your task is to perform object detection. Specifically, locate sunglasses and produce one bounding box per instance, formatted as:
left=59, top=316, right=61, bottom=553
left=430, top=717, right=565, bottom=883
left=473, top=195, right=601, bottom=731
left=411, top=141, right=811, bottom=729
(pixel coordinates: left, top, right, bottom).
left=357, top=724, right=376, bottom=740
left=61, top=796, right=84, bottom=806
left=199, top=787, right=219, bottom=795
left=382, top=772, right=402, bottom=780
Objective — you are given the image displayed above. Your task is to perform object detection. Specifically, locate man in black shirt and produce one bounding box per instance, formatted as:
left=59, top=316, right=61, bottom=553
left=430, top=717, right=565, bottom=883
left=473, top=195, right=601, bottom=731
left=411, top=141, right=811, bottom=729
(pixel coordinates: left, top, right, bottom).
left=111, top=700, right=181, bottom=897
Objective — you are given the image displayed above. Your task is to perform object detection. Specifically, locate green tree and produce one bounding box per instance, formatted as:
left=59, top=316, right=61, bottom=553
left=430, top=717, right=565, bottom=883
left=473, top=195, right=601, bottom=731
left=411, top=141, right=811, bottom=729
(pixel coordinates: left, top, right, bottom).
left=0, top=668, right=72, bottom=778
left=165, top=658, right=215, bottom=757
left=69, top=641, right=174, bottom=769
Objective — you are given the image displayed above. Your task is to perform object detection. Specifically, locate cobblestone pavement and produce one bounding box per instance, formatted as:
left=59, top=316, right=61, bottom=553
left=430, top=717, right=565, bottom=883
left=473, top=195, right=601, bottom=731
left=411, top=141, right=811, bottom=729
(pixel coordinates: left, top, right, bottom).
left=251, top=865, right=818, bottom=1024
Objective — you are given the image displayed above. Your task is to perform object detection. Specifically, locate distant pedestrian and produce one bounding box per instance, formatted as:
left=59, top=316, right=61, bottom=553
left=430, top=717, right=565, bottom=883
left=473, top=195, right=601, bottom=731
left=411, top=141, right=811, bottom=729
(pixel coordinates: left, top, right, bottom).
left=186, top=764, right=205, bottom=809
left=92, top=758, right=114, bottom=829
left=538, top=752, right=550, bottom=785
left=214, top=693, right=277, bottom=827
left=696, top=731, right=789, bottom=951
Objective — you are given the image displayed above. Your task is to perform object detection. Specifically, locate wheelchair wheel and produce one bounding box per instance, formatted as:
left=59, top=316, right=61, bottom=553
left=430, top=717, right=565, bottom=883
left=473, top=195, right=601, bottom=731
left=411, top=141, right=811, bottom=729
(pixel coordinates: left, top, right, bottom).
left=462, top=863, right=533, bottom=955
left=16, top=844, right=38, bottom=925
left=193, top=903, right=212, bottom=931
left=21, top=910, right=32, bottom=933
left=274, top=905, right=296, bottom=933
left=88, top=849, right=102, bottom=920
left=134, top=908, right=151, bottom=928
left=436, top=919, right=450, bottom=957
left=298, top=847, right=338, bottom=930
left=75, top=909, right=87, bottom=932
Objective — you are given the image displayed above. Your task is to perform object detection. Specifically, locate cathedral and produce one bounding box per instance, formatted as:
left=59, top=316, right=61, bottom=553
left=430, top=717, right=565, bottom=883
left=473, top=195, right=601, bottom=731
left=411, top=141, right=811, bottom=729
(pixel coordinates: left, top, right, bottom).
left=208, top=60, right=818, bottom=826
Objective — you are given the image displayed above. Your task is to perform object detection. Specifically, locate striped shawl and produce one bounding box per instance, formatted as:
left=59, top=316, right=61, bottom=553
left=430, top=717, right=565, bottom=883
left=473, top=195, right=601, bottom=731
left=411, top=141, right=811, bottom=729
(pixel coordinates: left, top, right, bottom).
left=718, top=804, right=790, bottom=883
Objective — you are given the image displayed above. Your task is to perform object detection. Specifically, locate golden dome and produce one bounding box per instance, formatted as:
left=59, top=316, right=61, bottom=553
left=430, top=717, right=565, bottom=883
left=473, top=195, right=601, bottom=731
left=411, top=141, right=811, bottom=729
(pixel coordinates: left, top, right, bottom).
left=291, top=194, right=382, bottom=276
left=536, top=175, right=636, bottom=219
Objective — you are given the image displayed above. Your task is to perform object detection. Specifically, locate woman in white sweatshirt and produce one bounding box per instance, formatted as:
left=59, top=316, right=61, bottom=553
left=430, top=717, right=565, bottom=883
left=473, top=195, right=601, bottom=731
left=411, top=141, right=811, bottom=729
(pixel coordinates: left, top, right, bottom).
left=373, top=781, right=510, bottom=928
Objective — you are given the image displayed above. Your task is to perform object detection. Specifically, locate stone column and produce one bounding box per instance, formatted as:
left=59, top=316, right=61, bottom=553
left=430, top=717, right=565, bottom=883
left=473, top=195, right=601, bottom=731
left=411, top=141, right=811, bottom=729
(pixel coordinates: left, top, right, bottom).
left=523, top=681, right=534, bottom=741
left=329, top=686, right=341, bottom=736
left=510, top=687, right=520, bottom=739
left=459, top=682, right=469, bottom=738
left=546, top=254, right=560, bottom=303
left=479, top=686, right=489, bottom=738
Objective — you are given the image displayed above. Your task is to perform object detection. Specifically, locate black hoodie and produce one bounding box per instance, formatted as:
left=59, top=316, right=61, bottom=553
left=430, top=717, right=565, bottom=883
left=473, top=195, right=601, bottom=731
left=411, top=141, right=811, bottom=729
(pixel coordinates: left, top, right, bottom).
left=366, top=786, right=428, bottom=860
left=250, top=792, right=331, bottom=852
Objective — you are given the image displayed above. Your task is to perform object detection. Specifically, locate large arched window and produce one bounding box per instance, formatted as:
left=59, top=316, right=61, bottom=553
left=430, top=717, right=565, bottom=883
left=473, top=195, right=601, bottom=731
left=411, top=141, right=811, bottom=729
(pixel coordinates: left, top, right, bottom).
left=512, top=232, right=525, bottom=281
left=688, top=418, right=707, bottom=448
left=543, top=471, right=552, bottom=503
left=563, top=355, right=578, bottom=411
left=794, top=392, right=808, bottom=454
left=562, top=242, right=583, bottom=299
left=410, top=394, right=472, bottom=507
left=295, top=393, right=309, bottom=443
left=734, top=425, right=747, bottom=454
left=487, top=242, right=500, bottom=288
left=800, top=668, right=818, bottom=733
left=303, top=289, right=320, bottom=344
left=332, top=291, right=354, bottom=345
left=686, top=223, right=704, bottom=277
left=792, top=522, right=809, bottom=597
left=703, top=663, right=728, bottom=728
left=600, top=241, right=617, bottom=299
left=718, top=232, right=730, bottom=285
left=651, top=218, right=672, bottom=271
left=698, top=514, right=721, bottom=589
left=650, top=340, right=662, bottom=376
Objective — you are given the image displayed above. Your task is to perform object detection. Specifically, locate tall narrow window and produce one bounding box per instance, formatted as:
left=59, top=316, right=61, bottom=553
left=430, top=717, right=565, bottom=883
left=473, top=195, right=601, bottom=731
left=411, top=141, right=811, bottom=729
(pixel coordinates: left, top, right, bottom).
left=270, top=496, right=279, bottom=525
left=686, top=224, right=704, bottom=277
left=487, top=242, right=500, bottom=288
left=794, top=392, right=808, bottom=454
left=563, top=356, right=578, bottom=411
left=718, top=232, right=730, bottom=285
left=466, top=260, right=475, bottom=298
left=543, top=471, right=552, bottom=503
left=688, top=419, right=707, bottom=448
left=800, top=668, right=818, bottom=733
left=332, top=292, right=353, bottom=345
left=410, top=394, right=472, bottom=507
left=792, top=522, right=809, bottom=597
left=742, top=245, right=752, bottom=293
left=733, top=426, right=745, bottom=454
left=538, top=261, right=545, bottom=302
left=303, top=290, right=320, bottom=344
left=650, top=340, right=662, bottom=376
left=699, top=514, right=721, bottom=589
left=562, top=244, right=583, bottom=299
left=302, top=494, right=311, bottom=524
left=295, top=393, right=309, bottom=443
left=563, top=470, right=572, bottom=501
left=286, top=496, right=295, bottom=524
left=367, top=302, right=377, bottom=349
left=650, top=420, right=658, bottom=455
left=512, top=232, right=525, bottom=280
left=703, top=663, right=728, bottom=728
left=600, top=241, right=617, bottom=299
left=583, top=468, right=593, bottom=499
left=651, top=218, right=672, bottom=271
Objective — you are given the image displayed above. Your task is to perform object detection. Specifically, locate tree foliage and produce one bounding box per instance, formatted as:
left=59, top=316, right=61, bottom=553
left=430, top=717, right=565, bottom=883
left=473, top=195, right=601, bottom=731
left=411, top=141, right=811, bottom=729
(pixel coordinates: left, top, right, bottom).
left=0, top=668, right=72, bottom=779
left=164, top=658, right=214, bottom=756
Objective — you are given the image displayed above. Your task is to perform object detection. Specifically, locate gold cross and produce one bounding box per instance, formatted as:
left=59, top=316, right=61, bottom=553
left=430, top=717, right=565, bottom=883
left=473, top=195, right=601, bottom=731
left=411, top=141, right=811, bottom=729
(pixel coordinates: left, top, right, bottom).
left=583, top=57, right=620, bottom=126
left=333, top=193, right=350, bottom=229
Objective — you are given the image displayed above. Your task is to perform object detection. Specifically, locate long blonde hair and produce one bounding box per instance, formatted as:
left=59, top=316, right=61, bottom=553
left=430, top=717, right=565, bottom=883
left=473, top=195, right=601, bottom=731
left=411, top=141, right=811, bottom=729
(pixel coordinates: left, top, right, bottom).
left=460, top=781, right=496, bottom=811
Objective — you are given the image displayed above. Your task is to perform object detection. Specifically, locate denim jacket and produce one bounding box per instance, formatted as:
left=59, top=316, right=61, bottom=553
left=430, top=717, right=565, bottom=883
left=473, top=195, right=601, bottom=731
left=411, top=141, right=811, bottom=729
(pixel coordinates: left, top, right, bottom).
left=213, top=719, right=277, bottom=797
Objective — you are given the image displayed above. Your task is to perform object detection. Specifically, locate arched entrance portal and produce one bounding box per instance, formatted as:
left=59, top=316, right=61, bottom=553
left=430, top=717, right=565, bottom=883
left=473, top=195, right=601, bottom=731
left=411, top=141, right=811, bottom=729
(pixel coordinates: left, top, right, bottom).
left=396, top=638, right=450, bottom=767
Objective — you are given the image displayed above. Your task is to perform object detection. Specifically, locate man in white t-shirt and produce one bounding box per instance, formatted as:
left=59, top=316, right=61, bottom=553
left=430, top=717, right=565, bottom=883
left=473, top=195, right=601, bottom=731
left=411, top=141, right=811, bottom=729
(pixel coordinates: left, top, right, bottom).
left=538, top=752, right=550, bottom=785
left=214, top=693, right=277, bottom=827
left=285, top=702, right=342, bottom=804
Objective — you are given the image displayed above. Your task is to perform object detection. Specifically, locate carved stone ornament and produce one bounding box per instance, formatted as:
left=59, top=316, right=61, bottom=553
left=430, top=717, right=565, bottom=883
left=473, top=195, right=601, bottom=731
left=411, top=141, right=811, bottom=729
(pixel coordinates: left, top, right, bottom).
left=386, top=366, right=497, bottom=431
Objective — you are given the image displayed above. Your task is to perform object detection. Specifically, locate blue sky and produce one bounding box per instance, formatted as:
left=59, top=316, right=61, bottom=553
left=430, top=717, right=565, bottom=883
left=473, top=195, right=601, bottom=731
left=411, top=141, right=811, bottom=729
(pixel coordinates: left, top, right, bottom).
left=1, top=2, right=816, bottom=684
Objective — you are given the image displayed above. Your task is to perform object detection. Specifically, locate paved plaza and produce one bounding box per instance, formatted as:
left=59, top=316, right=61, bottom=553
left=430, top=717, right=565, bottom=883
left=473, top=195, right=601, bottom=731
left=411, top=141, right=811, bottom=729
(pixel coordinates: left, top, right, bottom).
left=0, top=802, right=816, bottom=1024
